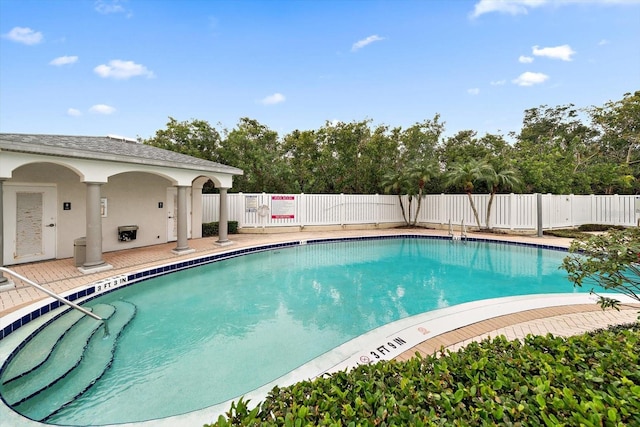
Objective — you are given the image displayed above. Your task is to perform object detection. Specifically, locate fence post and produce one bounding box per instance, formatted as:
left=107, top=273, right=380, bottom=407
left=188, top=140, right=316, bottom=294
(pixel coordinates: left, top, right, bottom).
left=509, top=193, right=516, bottom=230
left=569, top=194, right=575, bottom=228
left=375, top=193, right=380, bottom=225
left=262, top=192, right=267, bottom=229
left=237, top=192, right=244, bottom=228
left=536, top=193, right=543, bottom=237
left=340, top=193, right=345, bottom=226
left=299, top=193, right=306, bottom=228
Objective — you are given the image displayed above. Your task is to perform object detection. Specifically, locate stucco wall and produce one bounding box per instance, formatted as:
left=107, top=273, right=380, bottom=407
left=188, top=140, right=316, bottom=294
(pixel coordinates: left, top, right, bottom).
left=10, top=163, right=86, bottom=259
left=101, top=172, right=173, bottom=252
left=7, top=163, right=191, bottom=259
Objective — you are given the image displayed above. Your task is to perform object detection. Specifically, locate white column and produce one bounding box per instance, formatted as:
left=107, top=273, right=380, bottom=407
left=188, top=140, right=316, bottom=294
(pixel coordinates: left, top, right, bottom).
left=216, top=187, right=233, bottom=246
left=0, top=179, right=8, bottom=285
left=172, top=186, right=195, bottom=255
left=79, top=182, right=112, bottom=273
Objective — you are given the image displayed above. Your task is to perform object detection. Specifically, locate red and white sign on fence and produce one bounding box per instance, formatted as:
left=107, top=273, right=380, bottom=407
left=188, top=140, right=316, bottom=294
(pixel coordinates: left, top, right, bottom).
left=271, top=195, right=296, bottom=219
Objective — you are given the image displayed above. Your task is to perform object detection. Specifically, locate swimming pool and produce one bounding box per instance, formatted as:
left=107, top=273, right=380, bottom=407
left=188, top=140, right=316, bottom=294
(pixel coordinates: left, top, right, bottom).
left=1, top=236, right=593, bottom=425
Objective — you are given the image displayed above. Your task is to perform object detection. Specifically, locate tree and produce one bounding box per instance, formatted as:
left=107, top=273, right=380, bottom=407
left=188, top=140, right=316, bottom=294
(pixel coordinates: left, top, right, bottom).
left=218, top=118, right=288, bottom=193
left=444, top=158, right=494, bottom=229
left=381, top=117, right=444, bottom=225
left=142, top=117, right=222, bottom=162
left=484, top=166, right=521, bottom=229
left=382, top=160, right=438, bottom=226
left=512, top=104, right=597, bottom=193
left=282, top=129, right=323, bottom=193
left=588, top=91, right=640, bottom=194
left=307, top=120, right=399, bottom=194
left=562, top=228, right=640, bottom=314
left=382, top=169, right=413, bottom=225
left=439, top=130, right=490, bottom=170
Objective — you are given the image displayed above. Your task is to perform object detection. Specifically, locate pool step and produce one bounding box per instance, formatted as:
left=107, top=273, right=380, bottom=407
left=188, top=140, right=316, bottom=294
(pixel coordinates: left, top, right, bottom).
left=0, top=304, right=115, bottom=406
left=0, top=309, right=86, bottom=384
left=0, top=301, right=137, bottom=422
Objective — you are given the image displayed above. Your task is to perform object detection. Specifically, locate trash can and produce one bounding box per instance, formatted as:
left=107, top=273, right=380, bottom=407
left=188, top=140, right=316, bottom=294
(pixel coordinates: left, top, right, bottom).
left=74, top=237, right=86, bottom=267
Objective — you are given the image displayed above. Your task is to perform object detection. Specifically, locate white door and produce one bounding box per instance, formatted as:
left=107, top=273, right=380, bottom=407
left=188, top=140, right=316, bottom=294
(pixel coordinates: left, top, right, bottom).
left=166, top=188, right=177, bottom=242
left=166, top=188, right=192, bottom=242
left=4, top=184, right=57, bottom=265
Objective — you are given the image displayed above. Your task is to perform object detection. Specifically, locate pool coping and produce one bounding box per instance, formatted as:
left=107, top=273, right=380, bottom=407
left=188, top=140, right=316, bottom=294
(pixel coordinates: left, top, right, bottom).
left=0, top=234, right=633, bottom=427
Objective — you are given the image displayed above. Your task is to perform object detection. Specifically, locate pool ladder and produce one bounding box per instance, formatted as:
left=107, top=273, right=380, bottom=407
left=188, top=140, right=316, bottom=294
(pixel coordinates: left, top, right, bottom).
left=0, top=267, right=109, bottom=336
left=448, top=219, right=467, bottom=242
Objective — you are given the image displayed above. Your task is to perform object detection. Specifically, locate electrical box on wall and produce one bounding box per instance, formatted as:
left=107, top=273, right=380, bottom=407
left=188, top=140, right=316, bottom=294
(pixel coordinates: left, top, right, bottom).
left=118, top=225, right=138, bottom=241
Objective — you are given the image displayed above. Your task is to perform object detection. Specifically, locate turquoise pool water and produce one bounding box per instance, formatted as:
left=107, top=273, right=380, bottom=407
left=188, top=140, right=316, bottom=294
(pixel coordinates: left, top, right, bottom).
left=10, top=238, right=584, bottom=425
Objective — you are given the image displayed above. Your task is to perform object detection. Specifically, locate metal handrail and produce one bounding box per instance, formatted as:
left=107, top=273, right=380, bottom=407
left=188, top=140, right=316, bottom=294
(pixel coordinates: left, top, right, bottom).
left=0, top=267, right=105, bottom=325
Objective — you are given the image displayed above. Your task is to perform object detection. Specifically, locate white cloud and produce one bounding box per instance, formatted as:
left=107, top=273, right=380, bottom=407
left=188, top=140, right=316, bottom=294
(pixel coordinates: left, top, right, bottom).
left=532, top=44, right=575, bottom=61
left=352, top=35, right=385, bottom=52
left=95, top=0, right=130, bottom=16
left=471, top=0, right=547, bottom=18
left=519, top=55, right=534, bottom=63
left=94, top=60, right=155, bottom=79
left=598, top=39, right=609, bottom=46
left=67, top=108, right=82, bottom=117
left=50, top=55, right=78, bottom=66
left=260, top=93, right=286, bottom=105
left=467, top=88, right=480, bottom=95
left=512, top=71, right=549, bottom=86
left=89, top=104, right=116, bottom=114
left=3, top=27, right=43, bottom=45
left=471, top=0, right=640, bottom=18
left=490, top=79, right=506, bottom=85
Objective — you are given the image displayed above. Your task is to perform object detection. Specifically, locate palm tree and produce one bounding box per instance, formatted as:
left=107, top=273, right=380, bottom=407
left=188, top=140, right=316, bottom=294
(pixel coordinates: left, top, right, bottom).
left=445, top=159, right=494, bottom=229
left=406, top=161, right=437, bottom=225
left=484, top=167, right=522, bottom=229
left=382, top=169, right=412, bottom=225
left=382, top=161, right=437, bottom=226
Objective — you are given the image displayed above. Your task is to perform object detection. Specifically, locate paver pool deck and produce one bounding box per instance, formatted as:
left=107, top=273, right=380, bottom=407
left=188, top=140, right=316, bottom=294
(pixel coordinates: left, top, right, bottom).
left=2, top=228, right=637, bottom=359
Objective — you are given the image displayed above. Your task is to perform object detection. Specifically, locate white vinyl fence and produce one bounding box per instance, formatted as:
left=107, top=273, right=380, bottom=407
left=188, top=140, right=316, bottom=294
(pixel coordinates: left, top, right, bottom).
left=203, top=193, right=640, bottom=231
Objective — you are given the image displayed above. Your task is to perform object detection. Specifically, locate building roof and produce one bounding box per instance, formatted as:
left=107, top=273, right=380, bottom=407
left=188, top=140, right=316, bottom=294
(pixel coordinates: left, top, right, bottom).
left=0, top=133, right=243, bottom=176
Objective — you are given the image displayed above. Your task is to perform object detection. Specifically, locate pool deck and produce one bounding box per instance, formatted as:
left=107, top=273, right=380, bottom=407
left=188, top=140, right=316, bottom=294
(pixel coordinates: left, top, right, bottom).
left=1, top=228, right=638, bottom=356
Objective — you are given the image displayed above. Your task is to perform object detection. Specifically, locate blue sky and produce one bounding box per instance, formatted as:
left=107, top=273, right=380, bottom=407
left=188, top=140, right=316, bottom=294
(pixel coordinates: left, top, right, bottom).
left=1, top=0, right=639, bottom=141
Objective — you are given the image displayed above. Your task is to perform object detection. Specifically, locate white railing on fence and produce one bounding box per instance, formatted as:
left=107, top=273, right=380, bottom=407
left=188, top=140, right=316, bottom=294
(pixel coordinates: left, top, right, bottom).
left=202, top=193, right=640, bottom=231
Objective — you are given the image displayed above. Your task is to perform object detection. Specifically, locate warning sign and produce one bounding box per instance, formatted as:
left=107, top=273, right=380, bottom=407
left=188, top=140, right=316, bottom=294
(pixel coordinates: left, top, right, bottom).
left=271, top=195, right=295, bottom=219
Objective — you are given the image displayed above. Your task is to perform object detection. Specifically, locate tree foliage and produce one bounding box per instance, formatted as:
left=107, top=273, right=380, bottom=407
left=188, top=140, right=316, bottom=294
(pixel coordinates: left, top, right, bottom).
left=142, top=117, right=221, bottom=162
left=444, top=158, right=495, bottom=229
left=143, top=93, right=638, bottom=197
left=562, top=228, right=640, bottom=312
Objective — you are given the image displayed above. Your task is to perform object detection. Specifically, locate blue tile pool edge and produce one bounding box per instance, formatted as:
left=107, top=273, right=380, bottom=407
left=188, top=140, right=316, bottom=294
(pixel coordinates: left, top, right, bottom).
left=0, top=234, right=569, bottom=342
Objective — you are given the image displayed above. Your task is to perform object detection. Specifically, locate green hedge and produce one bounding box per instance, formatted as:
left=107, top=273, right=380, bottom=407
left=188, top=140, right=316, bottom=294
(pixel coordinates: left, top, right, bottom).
left=544, top=224, right=628, bottom=238
left=577, top=224, right=626, bottom=232
left=207, top=324, right=640, bottom=426
left=202, top=221, right=238, bottom=237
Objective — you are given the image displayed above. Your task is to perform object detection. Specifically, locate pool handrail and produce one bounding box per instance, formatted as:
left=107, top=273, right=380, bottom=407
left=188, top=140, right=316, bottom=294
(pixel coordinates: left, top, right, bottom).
left=0, top=266, right=106, bottom=325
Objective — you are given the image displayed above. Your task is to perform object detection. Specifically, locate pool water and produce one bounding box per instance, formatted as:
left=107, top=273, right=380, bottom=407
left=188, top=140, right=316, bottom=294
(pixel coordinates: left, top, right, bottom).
left=8, top=238, right=584, bottom=425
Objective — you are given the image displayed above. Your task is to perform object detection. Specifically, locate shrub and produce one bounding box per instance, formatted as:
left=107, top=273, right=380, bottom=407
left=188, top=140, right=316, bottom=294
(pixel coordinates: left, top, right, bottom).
left=543, top=225, right=627, bottom=238
left=577, top=224, right=626, bottom=232
left=562, top=227, right=640, bottom=311
left=206, top=325, right=640, bottom=426
left=202, top=221, right=238, bottom=237
left=543, top=229, right=586, bottom=238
